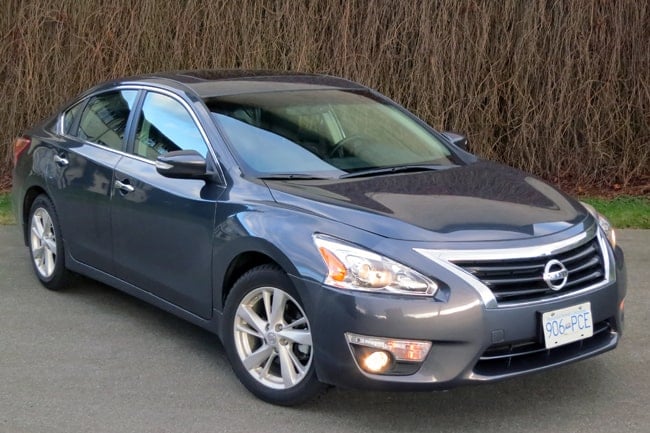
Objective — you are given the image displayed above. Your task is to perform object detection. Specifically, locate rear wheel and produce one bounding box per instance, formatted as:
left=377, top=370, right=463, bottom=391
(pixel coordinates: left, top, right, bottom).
left=223, top=265, right=326, bottom=405
left=28, top=195, right=71, bottom=290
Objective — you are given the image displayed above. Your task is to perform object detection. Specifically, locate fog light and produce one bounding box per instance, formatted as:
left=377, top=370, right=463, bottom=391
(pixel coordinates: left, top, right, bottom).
left=363, top=351, right=392, bottom=373
left=346, top=333, right=432, bottom=375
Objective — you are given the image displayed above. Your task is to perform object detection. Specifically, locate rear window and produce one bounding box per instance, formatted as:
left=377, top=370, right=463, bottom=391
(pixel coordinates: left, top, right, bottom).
left=76, top=90, right=138, bottom=151
left=62, top=102, right=85, bottom=135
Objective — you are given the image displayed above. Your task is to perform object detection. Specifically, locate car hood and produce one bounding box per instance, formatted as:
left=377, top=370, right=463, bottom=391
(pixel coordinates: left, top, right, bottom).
left=266, top=161, right=589, bottom=242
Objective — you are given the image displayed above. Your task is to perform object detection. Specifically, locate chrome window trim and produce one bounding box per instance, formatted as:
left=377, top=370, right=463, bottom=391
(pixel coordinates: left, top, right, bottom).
left=57, top=113, right=64, bottom=134
left=57, top=101, right=76, bottom=134
left=57, top=87, right=140, bottom=142
left=56, top=84, right=226, bottom=184
left=414, top=223, right=614, bottom=309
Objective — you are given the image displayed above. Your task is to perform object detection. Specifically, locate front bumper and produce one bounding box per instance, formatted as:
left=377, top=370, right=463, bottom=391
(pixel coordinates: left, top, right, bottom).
left=293, top=245, right=626, bottom=391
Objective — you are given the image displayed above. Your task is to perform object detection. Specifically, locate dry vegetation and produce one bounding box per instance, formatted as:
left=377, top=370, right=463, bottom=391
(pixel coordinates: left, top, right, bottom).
left=1, top=0, right=648, bottom=192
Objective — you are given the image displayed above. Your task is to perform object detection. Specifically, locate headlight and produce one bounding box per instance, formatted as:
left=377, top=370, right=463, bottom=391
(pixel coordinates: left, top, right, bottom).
left=313, top=234, right=438, bottom=296
left=581, top=202, right=616, bottom=248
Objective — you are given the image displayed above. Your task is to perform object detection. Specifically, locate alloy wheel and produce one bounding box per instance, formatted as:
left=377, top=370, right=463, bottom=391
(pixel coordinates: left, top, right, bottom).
left=30, top=207, right=57, bottom=278
left=233, top=286, right=313, bottom=389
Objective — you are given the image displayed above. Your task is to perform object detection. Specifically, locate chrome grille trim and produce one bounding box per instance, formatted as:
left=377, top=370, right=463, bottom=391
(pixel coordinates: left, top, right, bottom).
left=414, top=223, right=614, bottom=308
left=418, top=224, right=596, bottom=262
left=454, top=238, right=604, bottom=302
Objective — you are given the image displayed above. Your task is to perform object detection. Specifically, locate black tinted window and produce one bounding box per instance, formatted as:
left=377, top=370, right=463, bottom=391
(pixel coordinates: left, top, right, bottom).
left=63, top=102, right=84, bottom=135
left=77, top=90, right=138, bottom=150
left=134, top=92, right=208, bottom=160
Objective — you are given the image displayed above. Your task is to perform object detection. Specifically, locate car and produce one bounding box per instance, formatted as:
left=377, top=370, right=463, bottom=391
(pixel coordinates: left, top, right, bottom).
left=11, top=70, right=626, bottom=406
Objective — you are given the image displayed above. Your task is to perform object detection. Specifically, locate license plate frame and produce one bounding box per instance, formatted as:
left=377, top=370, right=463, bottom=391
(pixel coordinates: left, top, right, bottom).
left=541, top=302, right=593, bottom=349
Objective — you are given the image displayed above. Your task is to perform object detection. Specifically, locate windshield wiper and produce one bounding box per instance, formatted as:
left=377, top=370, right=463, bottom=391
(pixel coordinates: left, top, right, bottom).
left=339, top=164, right=454, bottom=179
left=257, top=173, right=331, bottom=180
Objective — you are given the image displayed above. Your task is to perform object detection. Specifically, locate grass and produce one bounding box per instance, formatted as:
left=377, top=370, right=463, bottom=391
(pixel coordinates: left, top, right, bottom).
left=580, top=196, right=650, bottom=229
left=0, top=192, right=15, bottom=225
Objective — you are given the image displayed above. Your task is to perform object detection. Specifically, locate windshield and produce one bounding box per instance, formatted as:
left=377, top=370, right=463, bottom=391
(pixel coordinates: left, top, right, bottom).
left=205, top=90, right=458, bottom=178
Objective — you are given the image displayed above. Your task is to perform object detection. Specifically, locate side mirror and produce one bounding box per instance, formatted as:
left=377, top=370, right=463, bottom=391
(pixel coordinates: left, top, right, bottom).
left=442, top=131, right=469, bottom=151
left=155, top=150, right=208, bottom=179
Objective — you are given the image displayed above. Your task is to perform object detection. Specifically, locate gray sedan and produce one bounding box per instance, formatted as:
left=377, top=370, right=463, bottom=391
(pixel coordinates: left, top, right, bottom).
left=11, top=70, right=626, bottom=405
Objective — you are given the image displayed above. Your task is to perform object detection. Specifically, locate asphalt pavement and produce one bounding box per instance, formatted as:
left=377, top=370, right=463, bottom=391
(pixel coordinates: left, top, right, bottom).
left=1, top=226, right=648, bottom=433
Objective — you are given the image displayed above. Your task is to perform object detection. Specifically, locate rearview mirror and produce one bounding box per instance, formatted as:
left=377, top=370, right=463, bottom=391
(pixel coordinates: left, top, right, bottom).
left=442, top=131, right=469, bottom=151
left=156, top=150, right=207, bottom=179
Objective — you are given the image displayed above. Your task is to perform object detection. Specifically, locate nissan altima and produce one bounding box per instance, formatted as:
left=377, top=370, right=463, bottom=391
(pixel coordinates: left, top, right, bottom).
left=11, top=70, right=626, bottom=405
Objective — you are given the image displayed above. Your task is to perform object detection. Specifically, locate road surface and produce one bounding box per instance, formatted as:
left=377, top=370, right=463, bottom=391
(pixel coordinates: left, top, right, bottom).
left=1, top=227, right=648, bottom=433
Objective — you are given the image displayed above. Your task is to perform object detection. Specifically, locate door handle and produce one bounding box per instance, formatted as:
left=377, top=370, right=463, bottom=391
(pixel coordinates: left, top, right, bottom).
left=53, top=154, right=69, bottom=167
left=114, top=179, right=135, bottom=194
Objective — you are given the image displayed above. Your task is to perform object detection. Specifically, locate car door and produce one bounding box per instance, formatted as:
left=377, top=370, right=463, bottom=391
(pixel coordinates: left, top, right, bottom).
left=111, top=91, right=222, bottom=319
left=49, top=89, right=139, bottom=272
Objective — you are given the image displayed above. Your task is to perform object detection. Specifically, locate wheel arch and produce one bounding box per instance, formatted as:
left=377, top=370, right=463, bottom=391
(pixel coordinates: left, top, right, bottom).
left=215, top=238, right=303, bottom=312
left=21, top=186, right=49, bottom=245
left=220, top=257, right=327, bottom=405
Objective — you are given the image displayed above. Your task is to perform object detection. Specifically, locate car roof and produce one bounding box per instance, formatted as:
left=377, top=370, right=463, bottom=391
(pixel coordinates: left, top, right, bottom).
left=120, top=70, right=368, bottom=98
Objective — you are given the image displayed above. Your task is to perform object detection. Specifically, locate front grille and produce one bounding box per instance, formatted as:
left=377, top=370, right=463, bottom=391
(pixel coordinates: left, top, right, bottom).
left=453, top=237, right=605, bottom=303
left=474, top=320, right=614, bottom=376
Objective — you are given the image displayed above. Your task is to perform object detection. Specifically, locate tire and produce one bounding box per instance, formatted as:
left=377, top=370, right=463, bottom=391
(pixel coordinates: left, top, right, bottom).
left=223, top=264, right=327, bottom=406
left=27, top=195, right=71, bottom=290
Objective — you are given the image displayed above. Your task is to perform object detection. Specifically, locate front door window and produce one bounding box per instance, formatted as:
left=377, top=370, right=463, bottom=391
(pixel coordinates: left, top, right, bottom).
left=134, top=92, right=208, bottom=160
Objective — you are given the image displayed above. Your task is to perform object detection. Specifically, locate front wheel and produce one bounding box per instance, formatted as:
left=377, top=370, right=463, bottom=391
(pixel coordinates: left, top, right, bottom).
left=223, top=265, right=327, bottom=405
left=28, top=195, right=71, bottom=290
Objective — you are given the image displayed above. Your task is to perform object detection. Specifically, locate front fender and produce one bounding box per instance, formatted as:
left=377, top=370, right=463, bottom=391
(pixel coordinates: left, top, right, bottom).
left=210, top=205, right=375, bottom=313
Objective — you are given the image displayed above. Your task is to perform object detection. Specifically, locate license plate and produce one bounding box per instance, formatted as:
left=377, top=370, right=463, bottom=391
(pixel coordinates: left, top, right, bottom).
left=542, top=302, right=593, bottom=348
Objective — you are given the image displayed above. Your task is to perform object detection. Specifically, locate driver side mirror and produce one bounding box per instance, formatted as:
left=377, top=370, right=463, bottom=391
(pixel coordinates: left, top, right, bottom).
left=155, top=150, right=208, bottom=179
left=442, top=131, right=469, bottom=151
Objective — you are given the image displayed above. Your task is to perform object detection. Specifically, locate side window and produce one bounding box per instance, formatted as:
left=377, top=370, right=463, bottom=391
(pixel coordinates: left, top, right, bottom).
left=62, top=101, right=85, bottom=135
left=77, top=90, right=138, bottom=150
left=134, top=92, right=208, bottom=160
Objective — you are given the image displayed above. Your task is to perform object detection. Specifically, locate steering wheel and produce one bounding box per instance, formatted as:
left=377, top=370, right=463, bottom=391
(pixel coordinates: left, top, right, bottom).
left=328, top=135, right=368, bottom=158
